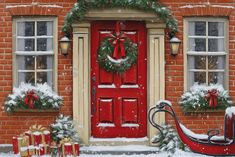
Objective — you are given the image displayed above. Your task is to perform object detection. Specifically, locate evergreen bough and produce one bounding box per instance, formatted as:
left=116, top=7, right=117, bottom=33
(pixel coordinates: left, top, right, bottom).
left=63, top=0, right=178, bottom=36
left=51, top=114, right=80, bottom=143
left=4, top=83, right=63, bottom=113
left=180, top=84, right=232, bottom=113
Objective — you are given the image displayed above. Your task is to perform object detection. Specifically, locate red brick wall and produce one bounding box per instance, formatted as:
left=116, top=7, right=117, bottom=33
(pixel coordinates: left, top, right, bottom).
left=0, top=0, right=235, bottom=144
left=0, top=0, right=76, bottom=144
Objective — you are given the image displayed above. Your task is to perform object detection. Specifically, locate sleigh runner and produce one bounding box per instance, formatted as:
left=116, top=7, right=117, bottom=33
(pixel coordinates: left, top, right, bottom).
left=148, top=100, right=235, bottom=156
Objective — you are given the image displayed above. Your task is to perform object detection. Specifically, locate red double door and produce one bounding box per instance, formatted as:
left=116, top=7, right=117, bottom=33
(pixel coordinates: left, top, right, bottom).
left=91, top=21, right=147, bottom=138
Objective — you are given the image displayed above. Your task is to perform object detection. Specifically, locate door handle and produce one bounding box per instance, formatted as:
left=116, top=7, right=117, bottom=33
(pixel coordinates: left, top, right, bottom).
left=92, top=76, right=96, bottom=83
left=92, top=86, right=96, bottom=100
left=92, top=86, right=96, bottom=113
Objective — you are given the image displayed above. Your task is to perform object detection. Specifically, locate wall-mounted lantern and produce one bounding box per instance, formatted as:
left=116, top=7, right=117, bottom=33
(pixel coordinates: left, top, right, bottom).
left=169, top=37, right=181, bottom=55
left=59, top=36, right=71, bottom=56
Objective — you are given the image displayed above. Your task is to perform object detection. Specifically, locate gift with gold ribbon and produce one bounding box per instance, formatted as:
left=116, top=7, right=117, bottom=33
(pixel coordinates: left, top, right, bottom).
left=20, top=147, right=28, bottom=157
left=28, top=145, right=35, bottom=156
left=24, top=124, right=50, bottom=146
left=12, top=134, right=30, bottom=154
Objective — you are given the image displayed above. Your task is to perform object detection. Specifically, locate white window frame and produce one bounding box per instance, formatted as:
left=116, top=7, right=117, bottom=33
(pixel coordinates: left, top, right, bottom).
left=183, top=17, right=229, bottom=90
left=12, top=17, right=58, bottom=90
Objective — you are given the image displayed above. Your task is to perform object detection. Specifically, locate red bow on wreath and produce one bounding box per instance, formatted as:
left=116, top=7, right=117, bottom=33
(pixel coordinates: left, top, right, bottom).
left=24, top=90, right=39, bottom=109
left=107, top=22, right=128, bottom=59
left=205, top=89, right=218, bottom=108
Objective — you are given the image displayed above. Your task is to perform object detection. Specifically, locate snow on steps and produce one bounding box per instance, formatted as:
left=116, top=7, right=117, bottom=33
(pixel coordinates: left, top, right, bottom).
left=80, top=145, right=159, bottom=155
left=89, top=137, right=149, bottom=146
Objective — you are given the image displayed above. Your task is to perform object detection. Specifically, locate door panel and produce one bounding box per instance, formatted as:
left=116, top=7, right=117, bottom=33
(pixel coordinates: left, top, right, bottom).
left=99, top=69, right=114, bottom=85
left=122, top=99, right=138, bottom=124
left=98, top=98, right=114, bottom=124
left=122, top=66, right=137, bottom=85
left=91, top=21, right=147, bottom=138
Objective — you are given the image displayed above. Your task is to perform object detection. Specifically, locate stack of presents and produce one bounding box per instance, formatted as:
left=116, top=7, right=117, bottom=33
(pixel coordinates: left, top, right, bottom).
left=12, top=125, right=80, bottom=157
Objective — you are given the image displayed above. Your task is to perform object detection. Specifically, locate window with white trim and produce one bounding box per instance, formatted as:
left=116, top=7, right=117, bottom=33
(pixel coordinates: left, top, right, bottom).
left=186, top=18, right=227, bottom=88
left=14, top=18, right=56, bottom=87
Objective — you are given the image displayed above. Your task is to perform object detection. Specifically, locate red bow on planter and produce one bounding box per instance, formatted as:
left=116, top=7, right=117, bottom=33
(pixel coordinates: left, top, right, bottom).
left=107, top=22, right=128, bottom=59
left=24, top=90, right=39, bottom=109
left=205, top=89, right=218, bottom=108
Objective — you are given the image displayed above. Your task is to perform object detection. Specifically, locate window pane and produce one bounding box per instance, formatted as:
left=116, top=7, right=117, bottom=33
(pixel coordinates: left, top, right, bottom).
left=208, top=56, right=225, bottom=69
left=208, top=22, right=224, bottom=36
left=188, top=56, right=206, bottom=69
left=194, top=72, right=206, bottom=84
left=17, top=22, right=35, bottom=36
left=208, top=38, right=224, bottom=52
left=188, top=38, right=206, bottom=51
left=37, top=38, right=53, bottom=51
left=17, top=56, right=35, bottom=70
left=18, top=72, right=35, bottom=84
left=17, top=39, right=35, bottom=51
left=37, top=21, right=53, bottom=36
left=37, top=56, right=53, bottom=69
left=37, top=72, right=53, bottom=86
left=209, top=72, right=224, bottom=85
left=189, top=21, right=206, bottom=36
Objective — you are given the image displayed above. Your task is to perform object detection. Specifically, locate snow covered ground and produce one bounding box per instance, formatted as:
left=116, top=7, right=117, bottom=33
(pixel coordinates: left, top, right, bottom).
left=0, top=149, right=210, bottom=157
left=0, top=144, right=211, bottom=157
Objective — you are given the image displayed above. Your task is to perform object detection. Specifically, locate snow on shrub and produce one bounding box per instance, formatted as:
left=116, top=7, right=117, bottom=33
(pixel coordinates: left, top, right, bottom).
left=180, top=83, right=232, bottom=112
left=152, top=124, right=189, bottom=156
left=50, top=114, right=79, bottom=143
left=4, top=83, right=63, bottom=113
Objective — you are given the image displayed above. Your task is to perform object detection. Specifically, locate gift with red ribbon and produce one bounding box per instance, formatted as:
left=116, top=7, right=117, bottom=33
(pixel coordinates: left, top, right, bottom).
left=12, top=136, right=19, bottom=154
left=24, top=90, right=39, bottom=108
left=60, top=137, right=80, bottom=157
left=205, top=89, right=218, bottom=108
left=107, top=22, right=128, bottom=59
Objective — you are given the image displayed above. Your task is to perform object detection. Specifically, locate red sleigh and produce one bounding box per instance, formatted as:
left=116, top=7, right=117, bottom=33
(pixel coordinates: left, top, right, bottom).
left=148, top=100, right=235, bottom=156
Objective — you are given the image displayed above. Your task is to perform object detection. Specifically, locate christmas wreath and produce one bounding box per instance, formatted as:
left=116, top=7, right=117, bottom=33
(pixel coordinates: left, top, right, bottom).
left=4, top=83, right=63, bottom=113
left=97, top=23, right=138, bottom=73
left=180, top=84, right=232, bottom=113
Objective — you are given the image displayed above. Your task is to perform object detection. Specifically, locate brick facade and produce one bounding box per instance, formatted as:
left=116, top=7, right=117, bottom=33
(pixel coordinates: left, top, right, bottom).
left=0, top=0, right=235, bottom=144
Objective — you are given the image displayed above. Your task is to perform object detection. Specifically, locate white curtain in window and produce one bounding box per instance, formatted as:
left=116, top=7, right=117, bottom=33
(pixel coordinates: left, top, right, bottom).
left=46, top=22, right=53, bottom=36
left=47, top=56, right=53, bottom=86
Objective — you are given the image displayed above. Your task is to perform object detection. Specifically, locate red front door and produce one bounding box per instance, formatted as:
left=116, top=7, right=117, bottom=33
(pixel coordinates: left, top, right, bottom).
left=91, top=21, right=147, bottom=138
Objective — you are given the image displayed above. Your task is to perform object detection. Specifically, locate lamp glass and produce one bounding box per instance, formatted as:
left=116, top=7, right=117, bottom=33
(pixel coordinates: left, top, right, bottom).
left=59, top=36, right=71, bottom=56
left=170, top=43, right=180, bottom=55
left=169, top=37, right=181, bottom=55
left=60, top=41, right=70, bottom=55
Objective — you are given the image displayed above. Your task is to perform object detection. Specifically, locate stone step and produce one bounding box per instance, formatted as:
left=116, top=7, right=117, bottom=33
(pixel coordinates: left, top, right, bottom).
left=80, top=145, right=159, bottom=155
left=0, top=145, right=12, bottom=153
left=0, top=144, right=160, bottom=155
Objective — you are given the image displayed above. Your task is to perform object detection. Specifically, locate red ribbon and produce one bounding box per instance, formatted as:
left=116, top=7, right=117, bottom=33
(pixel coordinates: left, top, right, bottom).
left=107, top=22, right=128, bottom=59
left=24, top=90, right=39, bottom=108
left=205, top=89, right=218, bottom=108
